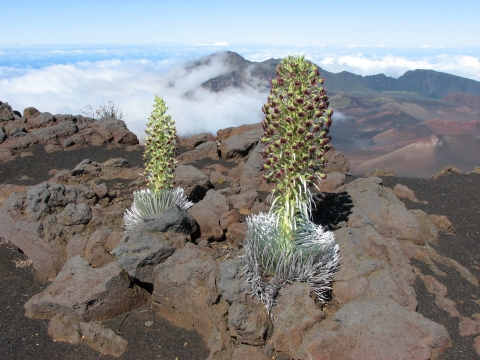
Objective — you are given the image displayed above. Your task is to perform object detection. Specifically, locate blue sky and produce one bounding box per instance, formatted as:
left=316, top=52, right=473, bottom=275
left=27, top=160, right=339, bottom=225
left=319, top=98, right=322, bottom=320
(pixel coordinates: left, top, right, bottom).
left=2, top=0, right=480, bottom=47
left=1, top=1, right=479, bottom=139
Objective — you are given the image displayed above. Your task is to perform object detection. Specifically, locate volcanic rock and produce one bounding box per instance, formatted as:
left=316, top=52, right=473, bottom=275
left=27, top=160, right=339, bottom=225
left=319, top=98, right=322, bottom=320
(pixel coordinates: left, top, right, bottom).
left=24, top=255, right=149, bottom=322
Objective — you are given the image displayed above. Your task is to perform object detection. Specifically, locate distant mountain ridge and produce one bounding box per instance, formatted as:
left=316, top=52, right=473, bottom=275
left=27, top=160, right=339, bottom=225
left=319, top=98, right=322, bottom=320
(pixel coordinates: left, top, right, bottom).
left=195, top=51, right=480, bottom=99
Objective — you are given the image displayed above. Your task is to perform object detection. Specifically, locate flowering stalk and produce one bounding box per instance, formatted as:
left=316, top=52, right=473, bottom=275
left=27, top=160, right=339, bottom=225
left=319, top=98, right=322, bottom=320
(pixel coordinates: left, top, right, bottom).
left=143, top=95, right=178, bottom=192
left=261, top=55, right=333, bottom=243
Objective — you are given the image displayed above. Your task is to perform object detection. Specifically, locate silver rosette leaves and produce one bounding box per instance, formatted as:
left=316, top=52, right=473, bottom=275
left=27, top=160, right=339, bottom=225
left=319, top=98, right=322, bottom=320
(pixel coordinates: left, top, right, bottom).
left=123, top=187, right=193, bottom=231
left=242, top=212, right=340, bottom=315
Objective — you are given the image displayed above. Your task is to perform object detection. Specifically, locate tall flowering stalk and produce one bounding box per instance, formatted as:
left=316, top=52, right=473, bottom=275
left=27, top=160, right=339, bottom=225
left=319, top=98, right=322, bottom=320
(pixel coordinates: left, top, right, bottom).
left=261, top=55, right=333, bottom=247
left=123, top=95, right=192, bottom=231
left=243, top=55, right=339, bottom=315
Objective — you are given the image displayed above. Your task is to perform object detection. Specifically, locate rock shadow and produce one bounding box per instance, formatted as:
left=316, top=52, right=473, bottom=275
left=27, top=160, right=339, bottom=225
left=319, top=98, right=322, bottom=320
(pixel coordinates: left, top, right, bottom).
left=311, top=191, right=353, bottom=230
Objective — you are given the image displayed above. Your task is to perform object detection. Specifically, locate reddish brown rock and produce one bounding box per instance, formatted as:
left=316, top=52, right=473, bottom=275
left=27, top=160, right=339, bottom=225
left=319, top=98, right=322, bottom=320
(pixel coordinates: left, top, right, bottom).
left=271, top=283, right=325, bottom=359
left=335, top=177, right=426, bottom=244
left=179, top=132, right=215, bottom=148
left=315, top=171, right=345, bottom=192
left=48, top=314, right=128, bottom=357
left=324, top=149, right=350, bottom=174
left=177, top=141, right=219, bottom=164
left=24, top=255, right=148, bottom=321
left=303, top=296, right=451, bottom=360
left=23, top=106, right=41, bottom=119
left=394, top=184, right=428, bottom=204
left=217, top=123, right=262, bottom=142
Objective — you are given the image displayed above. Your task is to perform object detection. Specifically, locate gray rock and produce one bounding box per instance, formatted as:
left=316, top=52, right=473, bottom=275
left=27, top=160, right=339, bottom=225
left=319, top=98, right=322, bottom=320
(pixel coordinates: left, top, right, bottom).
left=112, top=231, right=175, bottom=284
left=219, top=128, right=263, bottom=159
left=143, top=203, right=197, bottom=235
left=25, top=183, right=51, bottom=220
left=240, top=142, right=264, bottom=187
left=24, top=255, right=149, bottom=321
left=30, top=121, right=78, bottom=142
left=57, top=202, right=92, bottom=225
left=218, top=257, right=246, bottom=305
left=0, top=101, right=15, bottom=121
left=0, top=126, right=6, bottom=143
left=88, top=116, right=138, bottom=145
left=174, top=164, right=213, bottom=202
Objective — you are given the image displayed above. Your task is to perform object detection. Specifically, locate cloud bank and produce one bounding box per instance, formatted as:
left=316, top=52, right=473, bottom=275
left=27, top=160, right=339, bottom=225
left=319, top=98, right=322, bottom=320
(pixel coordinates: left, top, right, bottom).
left=0, top=52, right=267, bottom=141
left=1, top=46, right=479, bottom=143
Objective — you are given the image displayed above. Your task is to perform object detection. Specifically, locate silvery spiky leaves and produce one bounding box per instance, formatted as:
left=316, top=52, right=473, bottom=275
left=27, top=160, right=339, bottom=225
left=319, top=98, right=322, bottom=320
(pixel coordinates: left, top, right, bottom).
left=243, top=212, right=340, bottom=314
left=144, top=95, right=177, bottom=192
left=261, top=55, right=333, bottom=238
left=123, top=188, right=193, bottom=231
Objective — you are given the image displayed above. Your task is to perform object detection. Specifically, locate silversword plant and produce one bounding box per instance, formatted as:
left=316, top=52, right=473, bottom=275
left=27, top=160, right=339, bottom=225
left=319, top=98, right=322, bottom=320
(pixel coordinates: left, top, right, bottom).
left=243, top=55, right=339, bottom=314
left=123, top=95, right=192, bottom=231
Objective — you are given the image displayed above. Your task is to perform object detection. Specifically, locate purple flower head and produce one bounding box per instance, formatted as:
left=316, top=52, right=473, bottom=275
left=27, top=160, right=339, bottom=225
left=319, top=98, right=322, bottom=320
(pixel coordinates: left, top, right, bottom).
left=286, top=131, right=294, bottom=137
left=297, top=127, right=306, bottom=134
left=287, top=105, right=296, bottom=111
left=306, top=103, right=314, bottom=110
left=277, top=77, right=284, bottom=86
left=298, top=111, right=306, bottom=118
left=295, top=97, right=304, bottom=104
left=285, top=116, right=294, bottom=123
left=303, top=89, right=311, bottom=95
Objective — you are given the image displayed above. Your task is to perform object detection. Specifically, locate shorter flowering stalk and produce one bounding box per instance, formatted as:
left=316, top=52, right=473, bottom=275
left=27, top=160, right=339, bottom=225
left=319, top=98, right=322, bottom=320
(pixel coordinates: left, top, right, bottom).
left=143, top=95, right=178, bottom=192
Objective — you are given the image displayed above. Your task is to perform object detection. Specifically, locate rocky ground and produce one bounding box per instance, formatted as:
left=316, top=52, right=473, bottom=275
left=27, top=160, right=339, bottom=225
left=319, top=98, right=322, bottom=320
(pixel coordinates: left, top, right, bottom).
left=0, top=104, right=479, bottom=359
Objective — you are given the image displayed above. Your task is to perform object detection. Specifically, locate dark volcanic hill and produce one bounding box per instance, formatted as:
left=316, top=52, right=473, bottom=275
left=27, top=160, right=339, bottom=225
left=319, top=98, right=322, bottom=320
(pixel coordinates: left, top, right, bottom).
left=192, top=51, right=480, bottom=99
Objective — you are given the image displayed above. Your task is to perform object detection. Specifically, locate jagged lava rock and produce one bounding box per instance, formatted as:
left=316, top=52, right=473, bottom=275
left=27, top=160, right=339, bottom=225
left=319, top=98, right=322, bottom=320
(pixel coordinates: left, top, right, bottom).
left=112, top=231, right=175, bottom=284
left=24, top=255, right=149, bottom=322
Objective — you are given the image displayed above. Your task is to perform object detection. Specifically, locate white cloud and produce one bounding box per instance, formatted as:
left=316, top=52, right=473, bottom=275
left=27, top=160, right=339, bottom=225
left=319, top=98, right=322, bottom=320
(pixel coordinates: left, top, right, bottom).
left=0, top=53, right=266, bottom=142
left=213, top=41, right=229, bottom=46
left=311, top=53, right=480, bottom=80
left=1, top=47, right=480, bottom=145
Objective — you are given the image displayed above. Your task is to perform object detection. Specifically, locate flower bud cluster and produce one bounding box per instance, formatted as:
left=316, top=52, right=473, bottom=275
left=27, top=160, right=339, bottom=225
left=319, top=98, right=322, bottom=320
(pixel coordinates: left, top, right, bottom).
left=143, top=95, right=178, bottom=192
left=261, top=55, right=332, bottom=189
